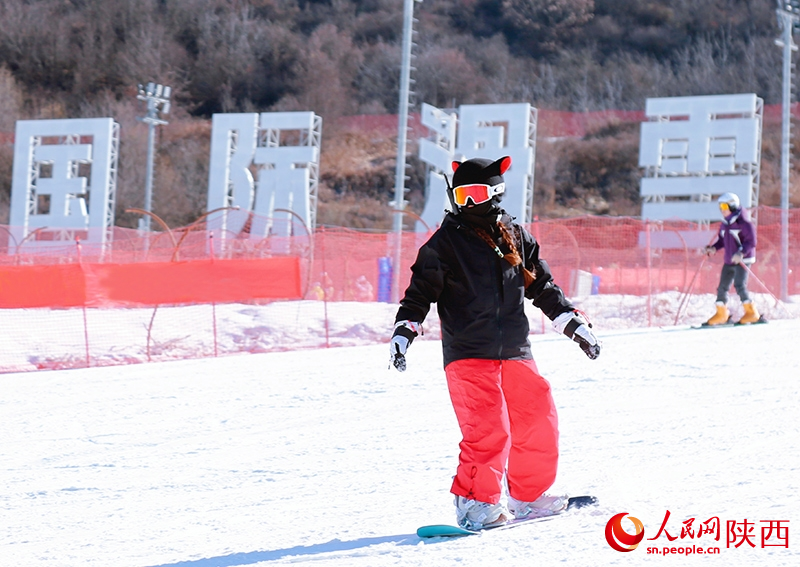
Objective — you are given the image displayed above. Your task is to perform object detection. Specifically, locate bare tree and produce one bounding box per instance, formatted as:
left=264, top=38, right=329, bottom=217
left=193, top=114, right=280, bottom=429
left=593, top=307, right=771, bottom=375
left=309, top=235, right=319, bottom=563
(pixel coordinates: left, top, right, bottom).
left=502, top=0, right=594, bottom=56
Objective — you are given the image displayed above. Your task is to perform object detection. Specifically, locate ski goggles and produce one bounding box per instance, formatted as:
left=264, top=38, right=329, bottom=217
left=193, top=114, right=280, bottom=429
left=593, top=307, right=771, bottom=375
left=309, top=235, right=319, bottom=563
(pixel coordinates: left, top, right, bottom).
left=719, top=202, right=731, bottom=213
left=452, top=182, right=505, bottom=206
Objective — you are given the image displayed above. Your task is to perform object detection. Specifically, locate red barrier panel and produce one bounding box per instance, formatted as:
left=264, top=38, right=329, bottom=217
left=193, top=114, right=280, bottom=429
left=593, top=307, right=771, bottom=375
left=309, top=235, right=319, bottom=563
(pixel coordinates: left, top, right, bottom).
left=0, top=257, right=302, bottom=309
left=0, top=264, right=87, bottom=308
left=87, top=257, right=302, bottom=306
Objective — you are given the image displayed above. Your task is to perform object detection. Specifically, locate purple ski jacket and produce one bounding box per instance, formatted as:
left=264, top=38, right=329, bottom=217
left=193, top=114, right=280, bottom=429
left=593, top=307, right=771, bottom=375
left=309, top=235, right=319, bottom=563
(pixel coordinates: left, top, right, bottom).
left=710, top=209, right=756, bottom=265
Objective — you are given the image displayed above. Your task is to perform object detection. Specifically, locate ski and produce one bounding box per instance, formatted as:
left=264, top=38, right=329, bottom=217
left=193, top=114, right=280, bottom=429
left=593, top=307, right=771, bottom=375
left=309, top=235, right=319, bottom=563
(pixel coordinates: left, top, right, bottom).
left=692, top=316, right=768, bottom=330
left=694, top=322, right=735, bottom=329
left=417, top=495, right=597, bottom=539
left=738, top=316, right=769, bottom=325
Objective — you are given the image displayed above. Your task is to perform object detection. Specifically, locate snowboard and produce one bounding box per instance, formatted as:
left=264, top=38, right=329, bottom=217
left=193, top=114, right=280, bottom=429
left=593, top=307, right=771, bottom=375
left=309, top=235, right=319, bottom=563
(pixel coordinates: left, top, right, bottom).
left=417, top=495, right=597, bottom=538
left=693, top=315, right=768, bottom=329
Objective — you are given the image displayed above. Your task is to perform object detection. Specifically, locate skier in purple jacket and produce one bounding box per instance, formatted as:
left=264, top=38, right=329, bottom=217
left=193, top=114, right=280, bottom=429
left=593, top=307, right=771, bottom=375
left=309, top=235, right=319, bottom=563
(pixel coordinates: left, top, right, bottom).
left=703, top=192, right=761, bottom=325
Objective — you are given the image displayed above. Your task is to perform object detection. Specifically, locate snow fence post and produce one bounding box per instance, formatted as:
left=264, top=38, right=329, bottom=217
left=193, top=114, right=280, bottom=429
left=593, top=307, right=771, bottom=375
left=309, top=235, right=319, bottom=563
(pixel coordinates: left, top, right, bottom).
left=209, top=233, right=218, bottom=358
left=76, top=237, right=90, bottom=368
left=320, top=229, right=330, bottom=349
left=646, top=220, right=652, bottom=327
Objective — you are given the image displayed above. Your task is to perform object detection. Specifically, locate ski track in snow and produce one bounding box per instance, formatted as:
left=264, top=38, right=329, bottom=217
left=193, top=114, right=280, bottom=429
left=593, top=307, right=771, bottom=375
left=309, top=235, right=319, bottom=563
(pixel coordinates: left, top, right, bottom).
left=1, top=314, right=799, bottom=566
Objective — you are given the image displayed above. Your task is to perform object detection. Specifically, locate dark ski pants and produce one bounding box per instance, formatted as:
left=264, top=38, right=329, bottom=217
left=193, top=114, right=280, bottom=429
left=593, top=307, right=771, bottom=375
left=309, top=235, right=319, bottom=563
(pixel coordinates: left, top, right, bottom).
left=445, top=358, right=559, bottom=505
left=716, top=263, right=750, bottom=304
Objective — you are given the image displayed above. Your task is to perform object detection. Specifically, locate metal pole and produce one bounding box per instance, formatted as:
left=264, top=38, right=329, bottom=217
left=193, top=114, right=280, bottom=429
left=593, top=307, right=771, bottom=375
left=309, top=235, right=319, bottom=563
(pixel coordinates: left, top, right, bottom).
left=780, top=10, right=792, bottom=301
left=392, top=0, right=417, bottom=303
left=136, top=83, right=171, bottom=232
left=143, top=120, right=156, bottom=231
left=777, top=5, right=798, bottom=301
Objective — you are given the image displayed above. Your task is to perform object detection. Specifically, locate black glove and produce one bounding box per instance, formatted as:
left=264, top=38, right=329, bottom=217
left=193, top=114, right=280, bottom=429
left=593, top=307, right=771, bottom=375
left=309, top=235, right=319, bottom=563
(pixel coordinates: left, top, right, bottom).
left=389, top=321, right=421, bottom=371
left=553, top=311, right=601, bottom=360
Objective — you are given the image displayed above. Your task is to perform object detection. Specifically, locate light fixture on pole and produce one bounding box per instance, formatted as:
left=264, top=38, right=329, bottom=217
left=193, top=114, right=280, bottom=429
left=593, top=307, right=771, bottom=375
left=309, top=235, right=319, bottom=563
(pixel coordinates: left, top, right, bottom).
left=136, top=82, right=171, bottom=231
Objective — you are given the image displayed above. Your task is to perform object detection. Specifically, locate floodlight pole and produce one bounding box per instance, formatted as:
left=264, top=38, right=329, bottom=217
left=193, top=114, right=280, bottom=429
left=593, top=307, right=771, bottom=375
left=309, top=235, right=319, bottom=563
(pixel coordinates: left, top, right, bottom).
left=391, top=0, right=420, bottom=303
left=143, top=121, right=157, bottom=231
left=136, top=83, right=171, bottom=231
left=776, top=4, right=799, bottom=301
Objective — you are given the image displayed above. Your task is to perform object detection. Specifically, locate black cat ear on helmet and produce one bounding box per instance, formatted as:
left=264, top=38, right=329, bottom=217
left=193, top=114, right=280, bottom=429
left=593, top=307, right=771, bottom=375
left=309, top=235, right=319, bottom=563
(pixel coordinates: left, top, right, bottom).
left=448, top=156, right=512, bottom=208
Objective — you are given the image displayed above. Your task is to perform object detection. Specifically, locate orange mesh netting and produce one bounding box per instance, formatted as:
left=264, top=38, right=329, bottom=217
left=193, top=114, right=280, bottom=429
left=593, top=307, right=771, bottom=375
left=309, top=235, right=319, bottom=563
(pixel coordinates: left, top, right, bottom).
left=0, top=207, right=798, bottom=373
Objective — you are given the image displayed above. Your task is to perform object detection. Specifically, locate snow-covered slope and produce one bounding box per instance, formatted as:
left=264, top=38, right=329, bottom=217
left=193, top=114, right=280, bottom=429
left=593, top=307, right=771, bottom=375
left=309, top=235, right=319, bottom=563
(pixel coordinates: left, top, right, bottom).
left=2, top=319, right=798, bottom=566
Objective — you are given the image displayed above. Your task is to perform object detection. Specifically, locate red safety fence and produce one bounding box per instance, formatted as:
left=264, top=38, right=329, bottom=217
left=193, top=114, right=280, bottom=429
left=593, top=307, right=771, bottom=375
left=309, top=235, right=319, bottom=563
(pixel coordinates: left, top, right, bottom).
left=310, top=207, right=800, bottom=302
left=333, top=103, right=800, bottom=140
left=0, top=207, right=798, bottom=373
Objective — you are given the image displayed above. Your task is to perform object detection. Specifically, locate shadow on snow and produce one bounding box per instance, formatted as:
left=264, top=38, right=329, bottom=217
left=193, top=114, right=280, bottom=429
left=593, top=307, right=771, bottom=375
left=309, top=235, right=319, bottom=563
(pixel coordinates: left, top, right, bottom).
left=145, top=533, right=420, bottom=566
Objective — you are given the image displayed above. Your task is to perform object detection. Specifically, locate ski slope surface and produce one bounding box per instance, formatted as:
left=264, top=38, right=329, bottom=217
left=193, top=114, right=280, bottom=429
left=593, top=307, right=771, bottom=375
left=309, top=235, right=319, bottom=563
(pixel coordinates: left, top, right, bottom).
left=2, top=316, right=799, bottom=566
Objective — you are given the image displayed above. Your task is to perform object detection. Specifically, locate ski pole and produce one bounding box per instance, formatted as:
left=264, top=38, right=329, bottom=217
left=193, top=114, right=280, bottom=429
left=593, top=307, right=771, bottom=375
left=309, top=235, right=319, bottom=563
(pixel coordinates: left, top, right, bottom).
left=674, top=231, right=719, bottom=326
left=738, top=261, right=782, bottom=309
left=674, top=254, right=708, bottom=326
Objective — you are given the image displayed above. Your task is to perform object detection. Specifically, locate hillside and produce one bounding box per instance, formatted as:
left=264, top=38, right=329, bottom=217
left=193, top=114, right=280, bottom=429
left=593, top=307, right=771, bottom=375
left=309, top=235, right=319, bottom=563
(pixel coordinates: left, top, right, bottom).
left=0, top=0, right=797, bottom=229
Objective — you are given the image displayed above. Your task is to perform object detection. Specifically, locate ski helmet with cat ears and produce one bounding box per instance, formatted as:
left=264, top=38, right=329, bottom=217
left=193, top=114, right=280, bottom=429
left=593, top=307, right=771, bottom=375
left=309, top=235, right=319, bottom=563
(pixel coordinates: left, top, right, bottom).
left=448, top=156, right=511, bottom=210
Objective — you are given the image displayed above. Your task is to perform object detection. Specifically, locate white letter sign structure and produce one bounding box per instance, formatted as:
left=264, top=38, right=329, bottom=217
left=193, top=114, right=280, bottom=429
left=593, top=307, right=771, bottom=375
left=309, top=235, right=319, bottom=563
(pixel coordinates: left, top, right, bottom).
left=639, top=94, right=763, bottom=224
left=10, top=118, right=120, bottom=248
left=418, top=103, right=537, bottom=231
left=206, top=111, right=321, bottom=239
left=418, top=103, right=457, bottom=232
left=206, top=113, right=259, bottom=237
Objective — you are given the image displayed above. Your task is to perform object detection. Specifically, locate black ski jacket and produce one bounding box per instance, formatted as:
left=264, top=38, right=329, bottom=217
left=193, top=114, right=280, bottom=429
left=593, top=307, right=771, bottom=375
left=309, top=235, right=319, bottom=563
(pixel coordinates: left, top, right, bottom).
left=395, top=212, right=575, bottom=368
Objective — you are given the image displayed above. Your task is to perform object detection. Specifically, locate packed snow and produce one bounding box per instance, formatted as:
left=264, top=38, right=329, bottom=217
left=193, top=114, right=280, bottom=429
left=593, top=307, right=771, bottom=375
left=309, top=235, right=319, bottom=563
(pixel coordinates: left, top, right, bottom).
left=2, top=298, right=799, bottom=566
left=3, top=289, right=799, bottom=373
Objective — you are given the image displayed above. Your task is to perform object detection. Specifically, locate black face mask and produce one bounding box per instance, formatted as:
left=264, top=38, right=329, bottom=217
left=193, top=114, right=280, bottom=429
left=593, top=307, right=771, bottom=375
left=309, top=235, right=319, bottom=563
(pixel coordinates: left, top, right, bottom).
left=457, top=198, right=503, bottom=229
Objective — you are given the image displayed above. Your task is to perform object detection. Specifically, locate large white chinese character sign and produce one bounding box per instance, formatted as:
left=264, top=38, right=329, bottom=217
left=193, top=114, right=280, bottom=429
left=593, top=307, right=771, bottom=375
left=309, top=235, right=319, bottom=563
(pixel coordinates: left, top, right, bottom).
left=418, top=103, right=457, bottom=232
left=10, top=118, right=120, bottom=247
left=207, top=113, right=258, bottom=237
left=418, top=103, right=537, bottom=232
left=206, top=111, right=321, bottom=238
left=639, top=94, right=762, bottom=228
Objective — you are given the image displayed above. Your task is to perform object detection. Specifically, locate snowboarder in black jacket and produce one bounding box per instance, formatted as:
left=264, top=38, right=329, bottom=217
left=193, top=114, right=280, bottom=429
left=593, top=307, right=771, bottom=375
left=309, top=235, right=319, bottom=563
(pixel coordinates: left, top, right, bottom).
left=389, top=156, right=600, bottom=530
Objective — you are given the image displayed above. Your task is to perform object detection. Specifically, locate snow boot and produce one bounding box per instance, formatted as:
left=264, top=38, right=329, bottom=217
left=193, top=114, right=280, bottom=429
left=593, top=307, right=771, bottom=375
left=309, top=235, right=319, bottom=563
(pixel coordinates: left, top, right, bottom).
left=508, top=494, right=569, bottom=520
left=454, top=495, right=510, bottom=530
left=738, top=301, right=760, bottom=325
left=705, top=302, right=730, bottom=326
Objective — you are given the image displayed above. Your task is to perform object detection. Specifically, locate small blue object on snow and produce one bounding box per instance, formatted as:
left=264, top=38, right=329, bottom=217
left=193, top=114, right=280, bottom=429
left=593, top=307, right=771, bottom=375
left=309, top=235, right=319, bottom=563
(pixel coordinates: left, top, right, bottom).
left=591, top=275, right=601, bottom=295
left=377, top=257, right=392, bottom=303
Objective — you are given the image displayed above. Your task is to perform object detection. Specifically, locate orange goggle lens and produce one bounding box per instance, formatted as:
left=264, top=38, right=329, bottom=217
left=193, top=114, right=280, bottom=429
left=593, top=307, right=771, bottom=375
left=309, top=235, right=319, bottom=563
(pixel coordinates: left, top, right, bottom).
left=719, top=202, right=730, bottom=212
left=452, top=183, right=505, bottom=206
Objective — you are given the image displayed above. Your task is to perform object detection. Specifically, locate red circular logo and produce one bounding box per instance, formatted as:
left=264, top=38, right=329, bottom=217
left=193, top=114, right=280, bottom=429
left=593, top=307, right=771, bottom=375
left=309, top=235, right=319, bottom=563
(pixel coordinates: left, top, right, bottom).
left=605, top=512, right=645, bottom=552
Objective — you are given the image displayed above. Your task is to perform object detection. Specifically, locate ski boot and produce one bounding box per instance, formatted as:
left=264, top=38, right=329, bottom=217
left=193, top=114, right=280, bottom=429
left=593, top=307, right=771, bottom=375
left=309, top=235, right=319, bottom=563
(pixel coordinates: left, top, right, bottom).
left=704, top=302, right=730, bottom=326
left=738, top=301, right=761, bottom=325
left=508, top=494, right=569, bottom=520
left=454, top=495, right=510, bottom=530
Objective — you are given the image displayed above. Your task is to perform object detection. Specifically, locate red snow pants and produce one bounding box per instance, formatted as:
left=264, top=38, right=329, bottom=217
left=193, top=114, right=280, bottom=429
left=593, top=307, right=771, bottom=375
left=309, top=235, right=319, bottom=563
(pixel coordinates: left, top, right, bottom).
left=445, top=358, right=559, bottom=505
